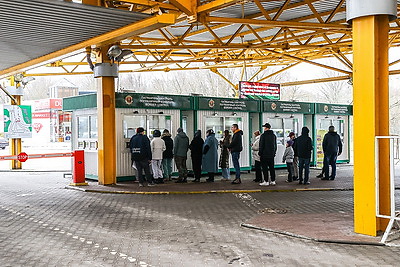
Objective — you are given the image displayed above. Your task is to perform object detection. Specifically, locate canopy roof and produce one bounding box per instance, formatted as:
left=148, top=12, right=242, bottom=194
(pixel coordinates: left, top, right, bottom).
left=1, top=0, right=400, bottom=82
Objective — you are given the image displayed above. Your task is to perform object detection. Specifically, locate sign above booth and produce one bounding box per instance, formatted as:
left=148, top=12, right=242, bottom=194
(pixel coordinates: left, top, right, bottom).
left=239, top=81, right=280, bottom=100
left=262, top=101, right=313, bottom=114
left=315, top=103, right=353, bottom=115
left=116, top=93, right=192, bottom=110
left=197, top=97, right=259, bottom=112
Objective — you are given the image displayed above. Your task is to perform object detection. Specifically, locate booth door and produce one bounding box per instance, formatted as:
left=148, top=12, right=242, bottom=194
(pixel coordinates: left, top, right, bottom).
left=318, top=118, right=346, bottom=161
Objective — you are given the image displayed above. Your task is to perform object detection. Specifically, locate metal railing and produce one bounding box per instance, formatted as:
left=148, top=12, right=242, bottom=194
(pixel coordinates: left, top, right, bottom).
left=375, top=136, right=400, bottom=243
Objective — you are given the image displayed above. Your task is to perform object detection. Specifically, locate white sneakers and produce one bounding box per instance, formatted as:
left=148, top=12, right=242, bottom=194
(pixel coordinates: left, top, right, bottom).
left=259, top=181, right=276, bottom=186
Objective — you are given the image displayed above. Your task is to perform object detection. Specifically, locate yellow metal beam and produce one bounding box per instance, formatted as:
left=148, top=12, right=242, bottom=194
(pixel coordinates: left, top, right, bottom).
left=0, top=14, right=176, bottom=79
left=353, top=15, right=390, bottom=236
left=205, top=16, right=350, bottom=30
left=198, top=0, right=242, bottom=13
left=169, top=0, right=195, bottom=15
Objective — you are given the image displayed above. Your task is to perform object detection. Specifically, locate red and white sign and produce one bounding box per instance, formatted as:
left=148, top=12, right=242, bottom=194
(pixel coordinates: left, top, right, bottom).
left=239, top=81, right=280, bottom=100
left=34, top=98, right=62, bottom=111
left=17, top=152, right=28, bottom=162
left=33, top=123, right=43, bottom=133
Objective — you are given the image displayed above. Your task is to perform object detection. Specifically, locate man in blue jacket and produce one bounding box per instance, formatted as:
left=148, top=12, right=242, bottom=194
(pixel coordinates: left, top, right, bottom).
left=129, top=127, right=154, bottom=187
left=322, top=126, right=343, bottom=180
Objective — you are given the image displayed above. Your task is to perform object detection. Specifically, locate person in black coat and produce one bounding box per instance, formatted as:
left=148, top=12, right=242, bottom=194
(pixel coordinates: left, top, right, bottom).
left=129, top=127, right=153, bottom=186
left=258, top=123, right=277, bottom=186
left=322, top=126, right=343, bottom=180
left=189, top=130, right=204, bottom=182
left=228, top=124, right=243, bottom=184
left=161, top=129, right=174, bottom=181
left=294, top=126, right=313, bottom=185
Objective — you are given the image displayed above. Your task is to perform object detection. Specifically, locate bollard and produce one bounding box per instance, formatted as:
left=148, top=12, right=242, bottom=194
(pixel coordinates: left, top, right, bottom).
left=70, top=150, right=88, bottom=186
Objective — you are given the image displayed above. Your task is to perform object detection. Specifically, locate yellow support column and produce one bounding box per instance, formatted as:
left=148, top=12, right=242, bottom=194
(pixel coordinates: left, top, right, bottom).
left=9, top=76, right=22, bottom=169
left=96, top=46, right=117, bottom=185
left=352, top=15, right=390, bottom=236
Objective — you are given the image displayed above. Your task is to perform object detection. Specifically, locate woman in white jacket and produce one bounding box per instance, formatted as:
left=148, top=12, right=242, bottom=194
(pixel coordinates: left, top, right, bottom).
left=151, top=130, right=166, bottom=184
left=251, top=131, right=262, bottom=182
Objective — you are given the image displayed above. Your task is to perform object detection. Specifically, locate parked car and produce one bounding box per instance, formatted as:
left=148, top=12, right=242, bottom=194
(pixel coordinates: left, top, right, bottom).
left=0, top=138, right=9, bottom=149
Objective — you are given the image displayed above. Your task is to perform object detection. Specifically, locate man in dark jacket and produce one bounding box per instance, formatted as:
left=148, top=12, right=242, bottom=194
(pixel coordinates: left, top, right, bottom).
left=129, top=127, right=154, bottom=187
left=258, top=123, right=277, bottom=186
left=228, top=124, right=243, bottom=184
left=322, top=126, right=343, bottom=180
left=161, top=129, right=174, bottom=181
left=294, top=126, right=313, bottom=185
left=174, top=128, right=190, bottom=183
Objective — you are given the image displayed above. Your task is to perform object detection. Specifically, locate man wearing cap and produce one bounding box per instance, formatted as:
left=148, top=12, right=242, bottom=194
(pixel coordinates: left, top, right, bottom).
left=129, top=127, right=154, bottom=187
left=321, top=126, right=343, bottom=180
left=288, top=132, right=299, bottom=181
left=259, top=123, right=277, bottom=186
left=174, top=127, right=190, bottom=183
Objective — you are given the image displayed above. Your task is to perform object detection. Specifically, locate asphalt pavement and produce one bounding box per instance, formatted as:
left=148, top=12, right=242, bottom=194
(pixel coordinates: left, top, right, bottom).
left=1, top=167, right=400, bottom=266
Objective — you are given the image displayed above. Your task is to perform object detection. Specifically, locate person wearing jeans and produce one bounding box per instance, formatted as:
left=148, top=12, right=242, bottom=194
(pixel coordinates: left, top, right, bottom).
left=258, top=123, right=277, bottom=186
left=228, top=124, right=243, bottom=184
left=322, top=126, right=343, bottom=180
left=293, top=127, right=313, bottom=185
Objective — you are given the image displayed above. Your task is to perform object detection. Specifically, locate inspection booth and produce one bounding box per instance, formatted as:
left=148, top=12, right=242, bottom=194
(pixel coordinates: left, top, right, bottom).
left=195, top=96, right=260, bottom=172
left=261, top=100, right=314, bottom=167
left=313, top=103, right=352, bottom=167
left=63, top=92, right=193, bottom=181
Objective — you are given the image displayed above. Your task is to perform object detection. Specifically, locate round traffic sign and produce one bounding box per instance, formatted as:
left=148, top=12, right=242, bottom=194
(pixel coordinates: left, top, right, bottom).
left=17, top=152, right=28, bottom=162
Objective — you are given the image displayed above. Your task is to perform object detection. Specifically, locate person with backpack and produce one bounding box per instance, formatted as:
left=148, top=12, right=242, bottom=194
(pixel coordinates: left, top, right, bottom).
left=129, top=127, right=154, bottom=187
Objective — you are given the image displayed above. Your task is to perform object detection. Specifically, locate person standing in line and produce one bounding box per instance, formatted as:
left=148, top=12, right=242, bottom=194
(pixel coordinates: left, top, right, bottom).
left=174, top=128, right=190, bottom=183
left=219, top=130, right=231, bottom=181
left=189, top=130, right=204, bottom=182
left=228, top=124, right=243, bottom=184
left=161, top=129, right=174, bottom=181
left=150, top=129, right=166, bottom=184
left=251, top=130, right=262, bottom=182
left=129, top=127, right=154, bottom=187
left=321, top=126, right=343, bottom=181
left=259, top=123, right=277, bottom=186
left=202, top=129, right=219, bottom=182
left=282, top=140, right=295, bottom=183
left=289, top=132, right=299, bottom=181
left=294, top=126, right=313, bottom=185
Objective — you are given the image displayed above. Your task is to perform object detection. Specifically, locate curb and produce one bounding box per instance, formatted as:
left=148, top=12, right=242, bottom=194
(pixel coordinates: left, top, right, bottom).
left=65, top=185, right=354, bottom=195
left=241, top=223, right=385, bottom=246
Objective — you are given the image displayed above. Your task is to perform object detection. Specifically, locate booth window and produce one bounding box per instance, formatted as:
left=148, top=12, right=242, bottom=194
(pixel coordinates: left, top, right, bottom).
left=89, top=116, right=98, bottom=138
left=205, top=116, right=243, bottom=140
left=78, top=116, right=89, bottom=138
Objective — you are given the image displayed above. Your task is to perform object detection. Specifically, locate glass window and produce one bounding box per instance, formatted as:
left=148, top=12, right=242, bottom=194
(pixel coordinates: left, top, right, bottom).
left=225, top=117, right=243, bottom=133
left=320, top=119, right=332, bottom=130
left=78, top=116, right=89, bottom=138
left=89, top=116, right=98, bottom=139
left=123, top=115, right=146, bottom=139
left=269, top=118, right=284, bottom=145
left=284, top=118, right=298, bottom=138
left=148, top=115, right=172, bottom=138
left=205, top=117, right=224, bottom=139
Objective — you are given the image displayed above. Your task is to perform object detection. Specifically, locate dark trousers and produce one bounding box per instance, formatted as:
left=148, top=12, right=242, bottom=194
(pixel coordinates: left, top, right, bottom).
left=254, top=160, right=262, bottom=181
left=135, top=159, right=152, bottom=184
left=323, top=153, right=338, bottom=179
left=261, top=157, right=275, bottom=182
left=298, top=157, right=311, bottom=183
left=174, top=156, right=188, bottom=180
left=192, top=157, right=202, bottom=179
left=286, top=162, right=294, bottom=181
left=207, top=172, right=215, bottom=181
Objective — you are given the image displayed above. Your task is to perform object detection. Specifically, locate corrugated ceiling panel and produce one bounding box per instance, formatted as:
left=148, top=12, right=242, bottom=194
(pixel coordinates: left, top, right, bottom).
left=0, top=0, right=149, bottom=71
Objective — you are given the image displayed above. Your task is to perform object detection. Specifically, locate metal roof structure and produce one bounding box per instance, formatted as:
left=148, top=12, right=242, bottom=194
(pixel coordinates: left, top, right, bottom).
left=1, top=0, right=400, bottom=84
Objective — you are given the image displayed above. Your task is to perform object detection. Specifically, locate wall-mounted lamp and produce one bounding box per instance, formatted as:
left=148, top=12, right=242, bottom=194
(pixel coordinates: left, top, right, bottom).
left=274, top=114, right=280, bottom=118
left=337, top=116, right=342, bottom=119
left=213, top=112, right=218, bottom=116
left=158, top=111, right=164, bottom=114
left=325, top=115, right=329, bottom=119
left=289, top=114, right=294, bottom=119
left=232, top=112, right=237, bottom=116
left=133, top=111, right=139, bottom=114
